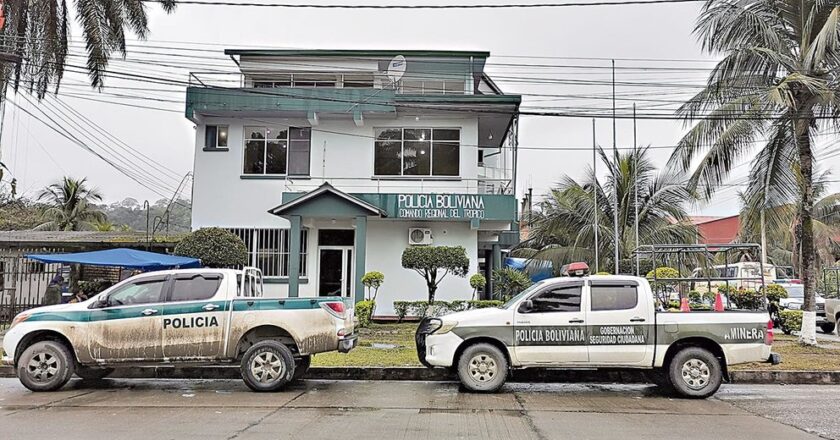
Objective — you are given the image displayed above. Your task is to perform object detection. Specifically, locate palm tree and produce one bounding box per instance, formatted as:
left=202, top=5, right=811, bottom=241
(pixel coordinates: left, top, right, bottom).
left=36, top=177, right=105, bottom=231
left=739, top=173, right=840, bottom=273
left=1, top=0, right=175, bottom=99
left=515, top=147, right=698, bottom=274
left=671, top=0, right=840, bottom=345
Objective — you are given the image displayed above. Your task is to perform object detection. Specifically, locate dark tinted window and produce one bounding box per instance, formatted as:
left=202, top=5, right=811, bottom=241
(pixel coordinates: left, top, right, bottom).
left=528, top=284, right=582, bottom=313
left=108, top=278, right=166, bottom=306
left=590, top=284, right=638, bottom=311
left=169, top=274, right=222, bottom=302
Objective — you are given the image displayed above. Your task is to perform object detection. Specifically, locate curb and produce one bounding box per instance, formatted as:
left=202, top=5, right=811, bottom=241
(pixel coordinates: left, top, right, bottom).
left=1, top=365, right=838, bottom=384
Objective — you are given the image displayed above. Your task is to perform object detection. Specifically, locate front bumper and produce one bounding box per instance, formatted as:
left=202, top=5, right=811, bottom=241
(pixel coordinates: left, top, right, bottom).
left=415, top=318, right=462, bottom=368
left=338, top=335, right=358, bottom=353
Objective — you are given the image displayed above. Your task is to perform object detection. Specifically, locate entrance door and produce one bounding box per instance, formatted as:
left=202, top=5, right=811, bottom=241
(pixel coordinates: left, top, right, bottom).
left=318, top=247, right=353, bottom=297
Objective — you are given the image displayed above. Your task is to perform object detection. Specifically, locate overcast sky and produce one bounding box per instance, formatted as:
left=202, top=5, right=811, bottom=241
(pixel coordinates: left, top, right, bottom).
left=2, top=0, right=838, bottom=216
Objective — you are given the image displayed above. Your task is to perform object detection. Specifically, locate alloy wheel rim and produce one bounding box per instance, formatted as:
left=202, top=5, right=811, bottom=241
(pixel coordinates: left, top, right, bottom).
left=251, top=351, right=285, bottom=383
left=680, top=358, right=711, bottom=390
left=26, top=352, right=59, bottom=382
left=468, top=353, right=498, bottom=383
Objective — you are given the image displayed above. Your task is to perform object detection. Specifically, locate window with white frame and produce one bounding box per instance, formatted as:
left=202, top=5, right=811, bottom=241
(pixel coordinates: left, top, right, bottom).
left=250, top=73, right=375, bottom=89
left=226, top=228, right=308, bottom=278
left=243, top=126, right=311, bottom=176
left=204, top=125, right=228, bottom=149
left=374, top=128, right=460, bottom=177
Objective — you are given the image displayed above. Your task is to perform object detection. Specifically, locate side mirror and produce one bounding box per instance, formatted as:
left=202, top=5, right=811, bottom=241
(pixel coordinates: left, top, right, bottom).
left=93, top=295, right=109, bottom=309
left=519, top=299, right=534, bottom=313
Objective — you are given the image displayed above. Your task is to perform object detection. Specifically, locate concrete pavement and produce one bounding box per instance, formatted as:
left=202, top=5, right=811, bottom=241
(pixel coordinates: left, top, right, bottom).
left=0, top=379, right=833, bottom=440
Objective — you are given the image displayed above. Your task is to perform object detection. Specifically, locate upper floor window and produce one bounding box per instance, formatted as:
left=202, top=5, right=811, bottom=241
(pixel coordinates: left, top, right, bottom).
left=374, top=128, right=460, bottom=177
left=251, top=73, right=373, bottom=89
left=205, top=125, right=228, bottom=150
left=400, top=78, right=466, bottom=95
left=243, top=126, right=311, bottom=176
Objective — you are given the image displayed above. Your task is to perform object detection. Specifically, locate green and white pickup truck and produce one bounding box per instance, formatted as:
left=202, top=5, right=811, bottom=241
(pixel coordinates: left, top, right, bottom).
left=2, top=268, right=357, bottom=392
left=416, top=270, right=775, bottom=398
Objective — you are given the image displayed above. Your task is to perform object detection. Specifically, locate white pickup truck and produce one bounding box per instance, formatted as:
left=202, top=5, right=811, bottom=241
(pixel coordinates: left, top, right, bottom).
left=2, top=268, right=357, bottom=392
left=416, top=271, right=774, bottom=398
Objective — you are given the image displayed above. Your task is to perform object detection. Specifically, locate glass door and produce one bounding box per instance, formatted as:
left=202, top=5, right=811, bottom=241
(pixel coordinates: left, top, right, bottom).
left=318, top=247, right=353, bottom=297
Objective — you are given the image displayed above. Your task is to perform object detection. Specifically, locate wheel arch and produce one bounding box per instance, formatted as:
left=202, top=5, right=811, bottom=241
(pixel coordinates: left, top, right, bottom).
left=662, top=337, right=729, bottom=381
left=453, top=337, right=512, bottom=369
left=233, top=325, right=300, bottom=360
left=14, top=330, right=77, bottom=368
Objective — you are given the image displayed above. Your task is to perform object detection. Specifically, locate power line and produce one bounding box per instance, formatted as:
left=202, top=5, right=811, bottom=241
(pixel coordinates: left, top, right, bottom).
left=142, top=0, right=705, bottom=8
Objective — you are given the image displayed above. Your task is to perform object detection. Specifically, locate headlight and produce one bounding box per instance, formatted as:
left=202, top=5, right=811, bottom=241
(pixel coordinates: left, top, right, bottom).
left=433, top=321, right=459, bottom=335
left=10, top=312, right=31, bottom=329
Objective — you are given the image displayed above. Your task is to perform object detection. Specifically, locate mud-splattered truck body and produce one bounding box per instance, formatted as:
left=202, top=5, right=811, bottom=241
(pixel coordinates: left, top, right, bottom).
left=416, top=273, right=775, bottom=398
left=2, top=268, right=356, bottom=392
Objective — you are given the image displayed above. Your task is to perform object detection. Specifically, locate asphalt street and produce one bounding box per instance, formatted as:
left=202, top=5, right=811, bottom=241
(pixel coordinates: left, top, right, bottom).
left=1, top=379, right=837, bottom=440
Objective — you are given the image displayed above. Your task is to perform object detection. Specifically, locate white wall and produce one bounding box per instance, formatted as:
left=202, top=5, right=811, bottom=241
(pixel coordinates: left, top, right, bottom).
left=191, top=114, right=481, bottom=229
left=366, top=219, right=479, bottom=316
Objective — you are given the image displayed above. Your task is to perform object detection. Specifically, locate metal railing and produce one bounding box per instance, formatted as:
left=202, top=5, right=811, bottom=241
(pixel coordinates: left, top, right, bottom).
left=1, top=252, right=63, bottom=329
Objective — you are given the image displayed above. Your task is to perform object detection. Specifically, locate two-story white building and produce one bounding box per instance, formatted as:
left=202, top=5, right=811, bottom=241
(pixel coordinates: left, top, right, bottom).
left=186, top=49, right=521, bottom=315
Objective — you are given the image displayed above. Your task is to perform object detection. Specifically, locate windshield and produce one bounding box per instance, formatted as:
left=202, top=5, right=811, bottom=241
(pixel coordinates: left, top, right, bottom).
left=501, top=281, right=547, bottom=309
left=784, top=285, right=804, bottom=299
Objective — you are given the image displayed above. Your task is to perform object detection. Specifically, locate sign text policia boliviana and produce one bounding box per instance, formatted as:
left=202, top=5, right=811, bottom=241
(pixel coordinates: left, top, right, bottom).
left=397, top=194, right=485, bottom=220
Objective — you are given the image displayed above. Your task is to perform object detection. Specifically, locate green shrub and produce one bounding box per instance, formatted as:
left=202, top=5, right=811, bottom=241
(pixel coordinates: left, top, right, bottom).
left=401, top=246, right=469, bottom=302
left=688, top=290, right=702, bottom=304
left=361, top=271, right=385, bottom=301
left=762, top=284, right=789, bottom=304
left=78, top=279, right=112, bottom=295
left=355, top=300, right=375, bottom=328
left=469, top=273, right=487, bottom=300
left=492, top=268, right=532, bottom=301
left=393, top=301, right=410, bottom=323
left=449, top=300, right=469, bottom=312
left=728, top=288, right=765, bottom=310
left=780, top=309, right=803, bottom=334
left=174, top=227, right=248, bottom=268
left=467, top=300, right=503, bottom=309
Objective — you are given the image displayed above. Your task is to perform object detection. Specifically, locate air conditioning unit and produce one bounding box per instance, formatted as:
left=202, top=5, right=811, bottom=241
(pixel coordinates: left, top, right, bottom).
left=408, top=228, right=433, bottom=246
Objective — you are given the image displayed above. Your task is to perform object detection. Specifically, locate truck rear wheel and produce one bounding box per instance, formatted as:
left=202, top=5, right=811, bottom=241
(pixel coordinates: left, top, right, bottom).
left=17, top=341, right=75, bottom=392
left=820, top=323, right=836, bottom=334
left=240, top=340, right=295, bottom=392
left=456, top=343, right=508, bottom=393
left=668, top=347, right=722, bottom=399
left=292, top=355, right=311, bottom=381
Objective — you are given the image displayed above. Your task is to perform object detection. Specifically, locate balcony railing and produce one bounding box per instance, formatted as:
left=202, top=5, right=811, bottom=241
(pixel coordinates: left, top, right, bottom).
left=273, top=176, right=512, bottom=195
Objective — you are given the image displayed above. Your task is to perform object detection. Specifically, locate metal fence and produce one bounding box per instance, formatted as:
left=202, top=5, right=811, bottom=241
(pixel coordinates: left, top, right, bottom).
left=0, top=252, right=63, bottom=330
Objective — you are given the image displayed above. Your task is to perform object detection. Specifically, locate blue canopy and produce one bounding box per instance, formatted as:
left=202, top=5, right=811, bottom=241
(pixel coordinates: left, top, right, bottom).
left=505, top=257, right=553, bottom=282
left=26, top=248, right=201, bottom=271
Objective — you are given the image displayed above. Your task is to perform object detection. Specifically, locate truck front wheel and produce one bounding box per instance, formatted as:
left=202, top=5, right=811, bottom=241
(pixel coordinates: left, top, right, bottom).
left=668, top=347, right=722, bottom=399
left=456, top=343, right=509, bottom=393
left=240, top=340, right=295, bottom=392
left=17, top=340, right=75, bottom=392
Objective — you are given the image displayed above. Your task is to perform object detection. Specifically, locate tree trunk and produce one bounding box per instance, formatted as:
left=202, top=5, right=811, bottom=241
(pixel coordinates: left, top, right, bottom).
left=795, top=116, right=817, bottom=346
left=428, top=282, right=437, bottom=303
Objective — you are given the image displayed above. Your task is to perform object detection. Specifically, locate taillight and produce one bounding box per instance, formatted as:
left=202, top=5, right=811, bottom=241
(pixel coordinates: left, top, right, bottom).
left=321, top=301, right=346, bottom=318
left=765, top=319, right=774, bottom=345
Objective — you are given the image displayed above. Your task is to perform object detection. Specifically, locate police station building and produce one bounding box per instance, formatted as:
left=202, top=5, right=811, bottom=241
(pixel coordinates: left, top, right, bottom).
left=186, top=49, right=521, bottom=315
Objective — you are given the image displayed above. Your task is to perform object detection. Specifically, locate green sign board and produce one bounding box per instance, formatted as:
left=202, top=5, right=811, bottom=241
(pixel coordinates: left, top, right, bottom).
left=357, top=193, right=516, bottom=222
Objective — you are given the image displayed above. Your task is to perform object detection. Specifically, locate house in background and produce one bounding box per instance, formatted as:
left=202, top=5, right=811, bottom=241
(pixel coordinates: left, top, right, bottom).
left=691, top=215, right=741, bottom=245
left=186, top=49, right=521, bottom=312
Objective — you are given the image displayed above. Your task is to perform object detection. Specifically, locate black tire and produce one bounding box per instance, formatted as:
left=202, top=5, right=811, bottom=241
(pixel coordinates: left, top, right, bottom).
left=75, top=366, right=114, bottom=380
left=292, top=356, right=311, bottom=382
left=668, top=347, right=723, bottom=399
left=240, top=340, right=295, bottom=392
left=648, top=368, right=674, bottom=394
left=17, top=340, right=75, bottom=392
left=820, top=323, right=836, bottom=334
left=456, top=343, right=509, bottom=393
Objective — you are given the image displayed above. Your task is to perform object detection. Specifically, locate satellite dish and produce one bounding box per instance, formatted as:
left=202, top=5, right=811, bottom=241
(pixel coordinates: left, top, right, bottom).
left=387, top=55, right=407, bottom=83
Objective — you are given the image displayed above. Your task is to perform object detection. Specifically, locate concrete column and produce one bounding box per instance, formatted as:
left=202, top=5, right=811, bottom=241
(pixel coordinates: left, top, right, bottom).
left=354, top=215, right=367, bottom=304
left=288, top=215, right=301, bottom=297
left=484, top=249, right=493, bottom=300
left=492, top=244, right=502, bottom=271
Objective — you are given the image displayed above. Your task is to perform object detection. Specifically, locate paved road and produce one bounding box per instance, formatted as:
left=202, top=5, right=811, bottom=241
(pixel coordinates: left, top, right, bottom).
left=0, top=378, right=835, bottom=440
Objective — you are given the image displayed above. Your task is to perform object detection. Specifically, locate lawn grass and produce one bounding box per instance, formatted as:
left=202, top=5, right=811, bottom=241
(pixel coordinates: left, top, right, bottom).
left=312, top=323, right=423, bottom=367
left=731, top=333, right=840, bottom=371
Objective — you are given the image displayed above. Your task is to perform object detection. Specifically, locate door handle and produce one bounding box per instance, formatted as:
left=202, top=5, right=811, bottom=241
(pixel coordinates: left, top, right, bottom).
left=569, top=319, right=584, bottom=324
left=630, top=317, right=646, bottom=322
left=516, top=321, right=531, bottom=325
left=202, top=303, right=220, bottom=311
left=141, top=309, right=159, bottom=316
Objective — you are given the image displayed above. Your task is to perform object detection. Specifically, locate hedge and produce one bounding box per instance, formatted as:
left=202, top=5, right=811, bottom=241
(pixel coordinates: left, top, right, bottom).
left=779, top=309, right=803, bottom=334
left=355, top=300, right=375, bottom=328
left=392, top=299, right=504, bottom=322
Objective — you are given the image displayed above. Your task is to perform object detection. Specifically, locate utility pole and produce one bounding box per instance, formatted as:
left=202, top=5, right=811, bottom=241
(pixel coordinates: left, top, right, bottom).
left=633, top=103, right=640, bottom=276
left=592, top=118, right=599, bottom=273
left=612, top=59, right=619, bottom=274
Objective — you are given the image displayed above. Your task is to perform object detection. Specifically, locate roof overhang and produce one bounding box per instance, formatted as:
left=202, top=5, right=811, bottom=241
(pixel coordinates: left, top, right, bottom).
left=268, top=182, right=385, bottom=218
